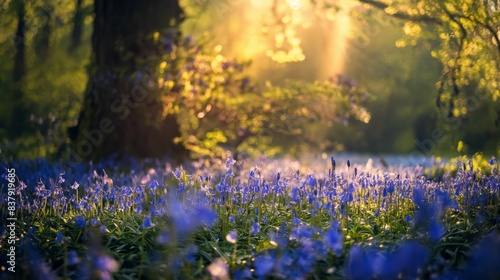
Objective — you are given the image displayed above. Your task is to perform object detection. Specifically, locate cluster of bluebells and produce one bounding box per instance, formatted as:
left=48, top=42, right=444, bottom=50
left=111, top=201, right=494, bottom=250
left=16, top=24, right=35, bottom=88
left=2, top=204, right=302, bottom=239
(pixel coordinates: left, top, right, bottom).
left=1, top=155, right=499, bottom=279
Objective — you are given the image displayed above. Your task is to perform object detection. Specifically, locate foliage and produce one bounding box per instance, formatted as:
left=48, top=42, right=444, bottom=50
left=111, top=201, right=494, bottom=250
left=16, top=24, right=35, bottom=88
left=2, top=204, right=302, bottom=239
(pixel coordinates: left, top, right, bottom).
left=1, top=155, right=499, bottom=279
left=425, top=152, right=499, bottom=180
left=141, top=31, right=371, bottom=159
left=339, top=0, right=500, bottom=105
left=0, top=0, right=92, bottom=159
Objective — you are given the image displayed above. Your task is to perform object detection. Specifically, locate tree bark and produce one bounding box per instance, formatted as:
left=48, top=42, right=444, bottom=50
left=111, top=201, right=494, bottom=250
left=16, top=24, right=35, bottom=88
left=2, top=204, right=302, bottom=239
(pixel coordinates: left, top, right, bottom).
left=69, top=0, right=187, bottom=162
left=69, top=0, right=84, bottom=52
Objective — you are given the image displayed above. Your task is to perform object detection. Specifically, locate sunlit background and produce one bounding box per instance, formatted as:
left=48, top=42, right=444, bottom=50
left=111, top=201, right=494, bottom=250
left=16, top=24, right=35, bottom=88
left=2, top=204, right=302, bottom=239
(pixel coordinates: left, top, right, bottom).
left=182, top=0, right=355, bottom=81
left=1, top=0, right=499, bottom=160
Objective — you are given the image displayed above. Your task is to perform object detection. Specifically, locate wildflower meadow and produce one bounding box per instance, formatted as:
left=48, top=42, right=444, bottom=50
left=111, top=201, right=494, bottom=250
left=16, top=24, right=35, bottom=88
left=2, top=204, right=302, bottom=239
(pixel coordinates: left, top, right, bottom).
left=1, top=155, right=499, bottom=279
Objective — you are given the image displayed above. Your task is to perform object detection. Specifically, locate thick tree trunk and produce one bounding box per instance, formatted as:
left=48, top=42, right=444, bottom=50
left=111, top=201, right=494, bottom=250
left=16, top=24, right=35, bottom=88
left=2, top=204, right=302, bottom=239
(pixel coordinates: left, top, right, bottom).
left=69, top=0, right=187, bottom=162
left=11, top=0, right=27, bottom=137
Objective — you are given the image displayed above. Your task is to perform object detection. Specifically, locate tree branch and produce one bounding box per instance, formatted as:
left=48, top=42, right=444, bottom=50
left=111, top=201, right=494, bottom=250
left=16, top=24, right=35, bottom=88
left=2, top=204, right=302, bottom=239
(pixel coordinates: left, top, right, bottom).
left=357, top=0, right=442, bottom=24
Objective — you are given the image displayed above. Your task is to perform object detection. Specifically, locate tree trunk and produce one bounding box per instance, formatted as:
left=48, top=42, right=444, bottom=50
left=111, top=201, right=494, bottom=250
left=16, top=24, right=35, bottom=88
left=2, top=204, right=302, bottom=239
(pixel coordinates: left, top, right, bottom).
left=69, top=0, right=187, bottom=162
left=69, top=0, right=84, bottom=52
left=34, top=4, right=52, bottom=62
left=11, top=0, right=27, bottom=137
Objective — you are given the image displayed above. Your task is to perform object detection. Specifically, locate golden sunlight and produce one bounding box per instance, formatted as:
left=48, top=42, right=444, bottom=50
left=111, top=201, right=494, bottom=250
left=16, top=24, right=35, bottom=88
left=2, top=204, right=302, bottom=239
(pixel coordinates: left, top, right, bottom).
left=182, top=0, right=355, bottom=80
left=320, top=2, right=352, bottom=78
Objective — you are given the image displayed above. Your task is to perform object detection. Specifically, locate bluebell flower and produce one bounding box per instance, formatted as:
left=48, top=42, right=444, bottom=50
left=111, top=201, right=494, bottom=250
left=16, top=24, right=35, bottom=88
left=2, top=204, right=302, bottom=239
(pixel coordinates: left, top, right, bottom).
left=58, top=173, right=65, bottom=184
left=226, top=230, right=237, bottom=244
left=184, top=244, right=198, bottom=263
left=346, top=245, right=376, bottom=280
left=135, top=204, right=142, bottom=214
left=378, top=241, right=430, bottom=279
left=141, top=216, right=154, bottom=229
left=167, top=194, right=218, bottom=234
left=100, top=225, right=108, bottom=234
left=387, top=181, right=395, bottom=194
left=314, top=200, right=322, bottom=210
left=308, top=193, right=315, bottom=204
left=67, top=250, right=80, bottom=265
left=173, top=167, right=182, bottom=180
left=92, top=254, right=119, bottom=280
left=251, top=222, right=260, bottom=235
left=55, top=230, right=64, bottom=244
left=307, top=174, right=316, bottom=186
left=290, top=225, right=314, bottom=240
left=149, top=180, right=159, bottom=190
left=489, top=156, right=497, bottom=165
left=255, top=254, right=275, bottom=277
left=229, top=215, right=235, bottom=223
left=462, top=232, right=500, bottom=279
left=156, top=230, right=170, bottom=244
left=291, top=187, right=299, bottom=202
left=428, top=221, right=444, bottom=242
left=404, top=215, right=412, bottom=223
left=234, top=268, right=252, bottom=280
left=226, top=157, right=236, bottom=168
left=294, top=170, right=300, bottom=180
left=91, top=217, right=101, bottom=227
left=75, top=215, right=86, bottom=228
left=323, top=227, right=343, bottom=255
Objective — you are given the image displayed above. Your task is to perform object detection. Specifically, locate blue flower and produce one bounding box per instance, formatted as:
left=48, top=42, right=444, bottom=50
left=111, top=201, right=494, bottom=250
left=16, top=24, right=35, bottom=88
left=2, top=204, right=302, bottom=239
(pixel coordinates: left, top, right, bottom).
left=234, top=268, right=252, bottom=280
left=173, top=167, right=182, bottom=180
left=251, top=222, right=260, bottom=235
left=100, top=225, right=108, bottom=234
left=404, top=215, right=412, bottom=223
left=141, top=216, right=154, bottom=229
left=488, top=156, right=497, bottom=165
left=291, top=187, right=299, bottom=202
left=462, top=232, right=500, bottom=279
left=387, top=181, right=395, bottom=193
left=75, top=215, right=85, bottom=228
left=226, top=230, right=237, bottom=244
left=323, top=227, right=343, bottom=255
left=346, top=245, right=376, bottom=280
left=67, top=250, right=80, bottom=265
left=156, top=230, right=170, bottom=244
left=93, top=254, right=119, bottom=275
left=226, top=157, right=236, bottom=168
left=149, top=180, right=160, bottom=190
left=255, top=254, right=275, bottom=277
left=428, top=221, right=444, bottom=242
left=378, top=241, right=430, bottom=279
left=184, top=244, right=198, bottom=263
left=91, top=217, right=101, bottom=227
left=55, top=230, right=64, bottom=244
left=58, top=173, right=65, bottom=184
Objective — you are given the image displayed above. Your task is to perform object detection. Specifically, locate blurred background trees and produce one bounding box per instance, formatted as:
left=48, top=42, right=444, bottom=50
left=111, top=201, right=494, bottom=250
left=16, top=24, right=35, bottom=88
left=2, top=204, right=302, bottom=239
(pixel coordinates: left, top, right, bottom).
left=1, top=0, right=498, bottom=161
